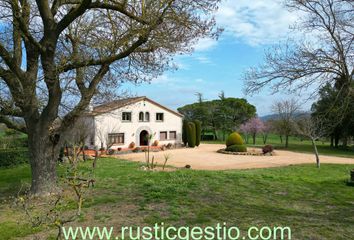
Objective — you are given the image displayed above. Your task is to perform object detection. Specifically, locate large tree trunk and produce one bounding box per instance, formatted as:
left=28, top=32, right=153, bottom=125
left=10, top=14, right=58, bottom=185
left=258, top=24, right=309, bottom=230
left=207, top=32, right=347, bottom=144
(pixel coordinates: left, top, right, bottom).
left=334, top=135, right=340, bottom=148
left=252, top=133, right=256, bottom=145
left=28, top=126, right=60, bottom=195
left=330, top=135, right=334, bottom=147
left=263, top=134, right=268, bottom=144
left=285, top=135, right=289, bottom=148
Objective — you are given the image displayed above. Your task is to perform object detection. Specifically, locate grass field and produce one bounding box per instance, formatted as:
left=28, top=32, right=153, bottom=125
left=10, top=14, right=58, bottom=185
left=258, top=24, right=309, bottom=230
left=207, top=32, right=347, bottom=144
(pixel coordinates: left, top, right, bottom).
left=1, top=159, right=354, bottom=239
left=203, top=133, right=354, bottom=158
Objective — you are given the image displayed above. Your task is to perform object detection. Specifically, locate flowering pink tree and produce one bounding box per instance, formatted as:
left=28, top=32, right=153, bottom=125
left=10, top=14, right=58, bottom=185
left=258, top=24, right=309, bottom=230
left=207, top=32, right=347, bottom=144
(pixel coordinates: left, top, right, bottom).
left=240, top=118, right=265, bottom=145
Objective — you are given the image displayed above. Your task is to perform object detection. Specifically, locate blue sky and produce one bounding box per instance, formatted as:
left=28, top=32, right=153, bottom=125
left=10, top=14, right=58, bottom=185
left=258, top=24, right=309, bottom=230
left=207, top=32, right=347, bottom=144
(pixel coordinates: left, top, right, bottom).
left=124, top=0, right=315, bottom=116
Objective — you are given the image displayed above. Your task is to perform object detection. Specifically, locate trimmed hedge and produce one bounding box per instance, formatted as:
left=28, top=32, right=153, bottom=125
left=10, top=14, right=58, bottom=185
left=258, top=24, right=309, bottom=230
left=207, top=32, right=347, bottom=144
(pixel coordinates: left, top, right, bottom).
left=226, top=132, right=244, bottom=147
left=0, top=148, right=29, bottom=168
left=187, top=122, right=196, bottom=148
left=182, top=120, right=188, bottom=146
left=225, top=144, right=247, bottom=153
left=194, top=120, right=202, bottom=147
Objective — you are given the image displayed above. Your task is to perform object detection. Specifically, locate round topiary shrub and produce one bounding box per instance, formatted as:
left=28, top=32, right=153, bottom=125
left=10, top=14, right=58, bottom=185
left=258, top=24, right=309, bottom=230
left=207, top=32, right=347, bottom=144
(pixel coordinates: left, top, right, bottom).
left=262, top=145, right=273, bottom=154
left=226, top=132, right=244, bottom=147
left=225, top=144, right=247, bottom=152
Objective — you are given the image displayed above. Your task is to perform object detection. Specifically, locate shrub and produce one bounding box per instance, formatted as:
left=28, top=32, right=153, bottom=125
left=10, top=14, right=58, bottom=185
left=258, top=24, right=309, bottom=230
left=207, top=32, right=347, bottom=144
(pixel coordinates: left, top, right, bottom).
left=107, top=149, right=115, bottom=155
left=132, top=147, right=141, bottom=153
left=262, top=145, right=274, bottom=154
left=187, top=122, right=196, bottom=148
left=194, top=120, right=202, bottom=147
left=225, top=144, right=247, bottom=152
left=0, top=136, right=28, bottom=149
left=226, top=132, right=244, bottom=147
left=152, top=140, right=159, bottom=146
left=0, top=148, right=29, bottom=168
left=182, top=120, right=188, bottom=146
left=129, top=142, right=135, bottom=149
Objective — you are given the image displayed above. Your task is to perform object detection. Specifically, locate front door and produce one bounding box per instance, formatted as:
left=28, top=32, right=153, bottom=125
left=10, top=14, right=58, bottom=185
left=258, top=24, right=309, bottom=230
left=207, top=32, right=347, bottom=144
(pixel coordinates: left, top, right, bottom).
left=140, top=130, right=149, bottom=146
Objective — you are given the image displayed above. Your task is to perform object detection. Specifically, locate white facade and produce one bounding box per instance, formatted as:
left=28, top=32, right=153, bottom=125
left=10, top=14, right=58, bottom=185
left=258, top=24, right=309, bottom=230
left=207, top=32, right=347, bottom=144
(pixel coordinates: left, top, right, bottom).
left=86, top=97, right=183, bottom=149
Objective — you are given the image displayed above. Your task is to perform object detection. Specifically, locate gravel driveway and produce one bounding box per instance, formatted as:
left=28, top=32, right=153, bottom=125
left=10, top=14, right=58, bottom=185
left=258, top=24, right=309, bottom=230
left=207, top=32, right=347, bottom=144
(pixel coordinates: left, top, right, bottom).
left=118, top=144, right=354, bottom=170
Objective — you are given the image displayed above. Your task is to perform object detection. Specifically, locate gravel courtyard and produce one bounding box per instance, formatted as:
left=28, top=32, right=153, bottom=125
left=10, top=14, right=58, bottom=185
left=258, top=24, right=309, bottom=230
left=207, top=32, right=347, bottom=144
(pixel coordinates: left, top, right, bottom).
left=118, top=144, right=354, bottom=170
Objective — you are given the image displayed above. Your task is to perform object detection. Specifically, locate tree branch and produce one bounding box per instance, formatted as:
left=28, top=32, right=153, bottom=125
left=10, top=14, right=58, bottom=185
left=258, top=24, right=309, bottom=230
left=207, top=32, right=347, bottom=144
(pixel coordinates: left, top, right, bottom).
left=0, top=115, right=27, bottom=133
left=88, top=2, right=149, bottom=25
left=60, top=34, right=150, bottom=72
left=56, top=0, right=92, bottom=35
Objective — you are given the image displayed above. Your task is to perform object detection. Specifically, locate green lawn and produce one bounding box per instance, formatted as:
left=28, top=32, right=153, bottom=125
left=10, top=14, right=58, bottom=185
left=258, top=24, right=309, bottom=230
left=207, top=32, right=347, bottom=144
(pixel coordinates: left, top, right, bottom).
left=203, top=133, right=354, bottom=158
left=1, top=159, right=354, bottom=239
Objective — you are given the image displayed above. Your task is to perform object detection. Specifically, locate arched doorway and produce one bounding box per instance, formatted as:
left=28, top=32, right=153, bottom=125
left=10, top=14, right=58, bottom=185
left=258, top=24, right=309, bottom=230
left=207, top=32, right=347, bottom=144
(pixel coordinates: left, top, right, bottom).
left=139, top=130, right=149, bottom=146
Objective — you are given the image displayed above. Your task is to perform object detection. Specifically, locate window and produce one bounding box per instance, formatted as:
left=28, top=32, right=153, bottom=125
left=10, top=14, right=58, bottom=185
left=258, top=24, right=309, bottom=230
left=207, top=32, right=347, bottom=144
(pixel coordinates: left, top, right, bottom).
left=108, top=133, right=124, bottom=145
left=169, top=131, right=177, bottom=140
left=145, top=112, right=150, bottom=122
left=156, top=113, right=164, bottom=121
left=122, top=112, right=131, bottom=121
left=139, top=112, right=144, bottom=121
left=160, top=131, right=167, bottom=140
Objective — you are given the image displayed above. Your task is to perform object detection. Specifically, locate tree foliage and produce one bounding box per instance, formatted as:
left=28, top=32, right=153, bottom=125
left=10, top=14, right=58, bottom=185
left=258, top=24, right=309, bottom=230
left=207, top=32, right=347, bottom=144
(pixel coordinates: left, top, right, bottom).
left=178, top=95, right=256, bottom=139
left=239, top=117, right=265, bottom=145
left=312, top=83, right=354, bottom=147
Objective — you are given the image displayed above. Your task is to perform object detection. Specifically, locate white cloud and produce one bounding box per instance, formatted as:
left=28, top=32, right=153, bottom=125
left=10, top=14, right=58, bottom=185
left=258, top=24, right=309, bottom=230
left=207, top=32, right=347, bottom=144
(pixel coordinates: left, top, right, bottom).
left=151, top=74, right=171, bottom=84
left=195, top=56, right=212, bottom=64
left=216, top=0, right=299, bottom=46
left=193, top=37, right=218, bottom=51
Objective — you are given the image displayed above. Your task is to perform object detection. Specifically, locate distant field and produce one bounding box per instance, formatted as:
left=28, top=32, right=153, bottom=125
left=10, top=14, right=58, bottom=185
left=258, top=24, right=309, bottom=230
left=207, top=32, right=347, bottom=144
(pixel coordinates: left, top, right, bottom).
left=203, top=133, right=354, bottom=158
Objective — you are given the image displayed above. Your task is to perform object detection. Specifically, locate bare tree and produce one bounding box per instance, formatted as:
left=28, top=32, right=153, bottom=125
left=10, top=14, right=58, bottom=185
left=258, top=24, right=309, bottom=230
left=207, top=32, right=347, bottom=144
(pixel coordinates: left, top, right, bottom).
left=0, top=0, right=221, bottom=194
left=96, top=124, right=120, bottom=151
left=272, top=99, right=301, bottom=148
left=294, top=116, right=327, bottom=168
left=244, top=0, right=353, bottom=104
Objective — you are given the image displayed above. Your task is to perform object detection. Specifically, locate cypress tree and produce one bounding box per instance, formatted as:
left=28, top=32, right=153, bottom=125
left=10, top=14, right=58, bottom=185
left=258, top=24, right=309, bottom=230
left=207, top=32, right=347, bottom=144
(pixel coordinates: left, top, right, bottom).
left=182, top=120, right=188, bottom=146
left=194, top=120, right=202, bottom=146
left=187, top=122, right=196, bottom=148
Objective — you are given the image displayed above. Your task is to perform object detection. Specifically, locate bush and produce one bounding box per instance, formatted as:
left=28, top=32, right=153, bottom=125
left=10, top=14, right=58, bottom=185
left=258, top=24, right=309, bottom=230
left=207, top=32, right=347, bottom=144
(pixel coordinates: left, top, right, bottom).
left=262, top=145, right=273, bottom=154
left=0, top=136, right=28, bottom=149
left=194, top=120, right=202, bottom=147
left=107, top=149, right=115, bottom=155
left=132, top=147, right=141, bottom=153
left=152, top=140, right=159, bottom=146
left=129, top=142, right=135, bottom=149
left=187, top=122, right=196, bottom=148
left=226, top=132, right=244, bottom=147
left=182, top=120, right=188, bottom=146
left=0, top=148, right=29, bottom=168
left=225, top=144, right=247, bottom=152
left=201, top=134, right=214, bottom=141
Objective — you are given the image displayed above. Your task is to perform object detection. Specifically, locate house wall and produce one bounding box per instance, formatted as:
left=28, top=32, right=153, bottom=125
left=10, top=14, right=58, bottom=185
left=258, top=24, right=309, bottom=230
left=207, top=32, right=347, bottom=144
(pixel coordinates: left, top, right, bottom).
left=92, top=99, right=183, bottom=149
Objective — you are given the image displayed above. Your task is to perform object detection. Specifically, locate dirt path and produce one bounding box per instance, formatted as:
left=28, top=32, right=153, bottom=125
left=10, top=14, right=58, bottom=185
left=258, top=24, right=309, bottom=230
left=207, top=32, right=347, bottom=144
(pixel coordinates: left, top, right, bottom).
left=117, top=144, right=354, bottom=170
